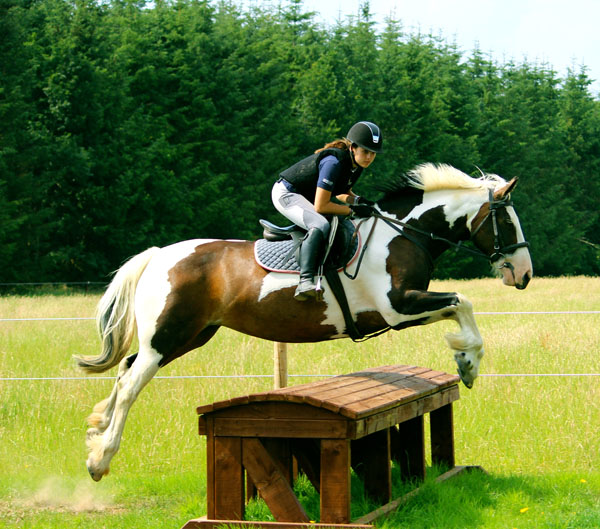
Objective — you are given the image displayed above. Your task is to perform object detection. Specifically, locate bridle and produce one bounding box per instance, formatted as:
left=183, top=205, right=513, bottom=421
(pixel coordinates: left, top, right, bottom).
left=468, top=189, right=530, bottom=270
left=346, top=188, right=530, bottom=279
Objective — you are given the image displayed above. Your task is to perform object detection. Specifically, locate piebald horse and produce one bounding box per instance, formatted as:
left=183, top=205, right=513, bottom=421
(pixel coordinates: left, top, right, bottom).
left=77, top=163, right=532, bottom=481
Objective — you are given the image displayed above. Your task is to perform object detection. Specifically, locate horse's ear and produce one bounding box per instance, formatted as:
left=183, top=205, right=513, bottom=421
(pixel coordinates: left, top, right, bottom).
left=494, top=177, right=519, bottom=200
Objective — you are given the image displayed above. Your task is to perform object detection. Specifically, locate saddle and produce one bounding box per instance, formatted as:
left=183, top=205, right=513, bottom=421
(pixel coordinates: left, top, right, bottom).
left=254, top=217, right=360, bottom=274
left=255, top=217, right=371, bottom=341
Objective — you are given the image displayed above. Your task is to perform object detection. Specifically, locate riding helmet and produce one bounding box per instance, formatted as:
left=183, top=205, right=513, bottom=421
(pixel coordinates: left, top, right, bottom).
left=346, top=121, right=383, bottom=153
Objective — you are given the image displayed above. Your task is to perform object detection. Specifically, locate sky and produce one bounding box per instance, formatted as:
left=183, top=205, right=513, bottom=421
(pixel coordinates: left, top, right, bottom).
left=268, top=0, right=600, bottom=97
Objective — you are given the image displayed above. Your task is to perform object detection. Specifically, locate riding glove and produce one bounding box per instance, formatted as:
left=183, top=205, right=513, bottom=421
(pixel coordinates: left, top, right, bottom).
left=349, top=204, right=376, bottom=218
left=356, top=196, right=376, bottom=206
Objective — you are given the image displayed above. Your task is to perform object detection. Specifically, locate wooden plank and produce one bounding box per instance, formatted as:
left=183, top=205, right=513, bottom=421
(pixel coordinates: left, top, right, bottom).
left=211, top=395, right=250, bottom=411
left=429, top=372, right=461, bottom=385
left=320, top=439, right=351, bottom=524
left=274, top=367, right=456, bottom=413
left=196, top=365, right=459, bottom=420
left=351, top=429, right=391, bottom=504
left=242, top=438, right=310, bottom=523
left=299, top=367, right=418, bottom=400
left=350, top=386, right=459, bottom=439
left=261, top=365, right=416, bottom=405
left=353, top=466, right=486, bottom=525
left=348, top=378, right=456, bottom=419
left=262, top=438, right=293, bottom=486
left=421, top=385, right=460, bottom=415
left=322, top=369, right=450, bottom=418
left=198, top=415, right=207, bottom=435
left=430, top=403, right=455, bottom=469
left=205, top=418, right=216, bottom=519
left=345, top=377, right=436, bottom=416
left=213, top=436, right=245, bottom=520
left=213, top=417, right=350, bottom=439
left=303, top=371, right=419, bottom=416
left=201, top=401, right=341, bottom=421
left=180, top=518, right=374, bottom=529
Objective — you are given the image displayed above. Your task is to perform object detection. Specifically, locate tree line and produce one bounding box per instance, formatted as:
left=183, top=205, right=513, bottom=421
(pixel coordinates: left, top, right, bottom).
left=1, top=0, right=599, bottom=282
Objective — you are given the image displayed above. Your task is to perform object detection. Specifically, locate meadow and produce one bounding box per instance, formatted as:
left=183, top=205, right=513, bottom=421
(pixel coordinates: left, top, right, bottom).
left=0, top=277, right=599, bottom=528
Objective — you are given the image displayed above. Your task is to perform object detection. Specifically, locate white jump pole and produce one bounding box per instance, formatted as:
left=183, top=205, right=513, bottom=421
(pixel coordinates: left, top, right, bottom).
left=273, top=342, right=288, bottom=389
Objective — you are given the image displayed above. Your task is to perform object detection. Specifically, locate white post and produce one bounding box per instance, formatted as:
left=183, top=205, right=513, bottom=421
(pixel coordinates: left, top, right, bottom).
left=273, top=342, right=288, bottom=389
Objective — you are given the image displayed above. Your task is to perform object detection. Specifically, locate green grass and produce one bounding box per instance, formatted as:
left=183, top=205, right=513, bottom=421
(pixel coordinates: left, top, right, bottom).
left=1, top=277, right=599, bottom=528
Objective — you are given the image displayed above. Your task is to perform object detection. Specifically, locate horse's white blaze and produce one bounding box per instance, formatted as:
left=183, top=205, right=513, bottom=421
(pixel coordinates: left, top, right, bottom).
left=497, top=206, right=534, bottom=286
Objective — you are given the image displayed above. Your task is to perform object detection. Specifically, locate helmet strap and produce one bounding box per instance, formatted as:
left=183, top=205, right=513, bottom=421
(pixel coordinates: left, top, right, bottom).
left=350, top=144, right=358, bottom=168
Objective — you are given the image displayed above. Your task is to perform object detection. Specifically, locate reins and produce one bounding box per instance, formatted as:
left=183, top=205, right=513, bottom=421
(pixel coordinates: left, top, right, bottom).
left=338, top=189, right=530, bottom=342
left=344, top=189, right=530, bottom=281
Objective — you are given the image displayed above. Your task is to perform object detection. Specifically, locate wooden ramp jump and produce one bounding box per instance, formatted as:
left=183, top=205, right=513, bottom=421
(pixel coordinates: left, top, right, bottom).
left=182, top=364, right=482, bottom=529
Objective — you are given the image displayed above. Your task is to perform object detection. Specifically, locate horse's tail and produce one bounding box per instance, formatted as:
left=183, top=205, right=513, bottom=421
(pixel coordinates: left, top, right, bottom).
left=76, top=247, right=161, bottom=373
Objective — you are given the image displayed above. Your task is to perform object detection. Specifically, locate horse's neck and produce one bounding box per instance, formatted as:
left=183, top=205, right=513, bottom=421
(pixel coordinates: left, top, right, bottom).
left=381, top=189, right=483, bottom=258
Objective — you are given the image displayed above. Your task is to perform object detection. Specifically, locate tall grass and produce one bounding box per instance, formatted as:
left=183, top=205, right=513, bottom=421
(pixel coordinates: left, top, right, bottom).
left=1, top=277, right=599, bottom=528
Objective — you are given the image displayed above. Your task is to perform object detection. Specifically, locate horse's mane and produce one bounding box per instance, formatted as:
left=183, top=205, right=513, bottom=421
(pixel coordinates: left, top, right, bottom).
left=378, top=163, right=507, bottom=195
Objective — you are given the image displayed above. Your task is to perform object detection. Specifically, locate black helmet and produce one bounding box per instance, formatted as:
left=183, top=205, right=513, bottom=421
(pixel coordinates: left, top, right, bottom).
left=346, top=121, right=383, bottom=153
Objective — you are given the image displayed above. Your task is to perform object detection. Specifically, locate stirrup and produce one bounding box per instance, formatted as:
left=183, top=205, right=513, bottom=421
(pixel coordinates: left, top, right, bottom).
left=315, top=275, right=325, bottom=301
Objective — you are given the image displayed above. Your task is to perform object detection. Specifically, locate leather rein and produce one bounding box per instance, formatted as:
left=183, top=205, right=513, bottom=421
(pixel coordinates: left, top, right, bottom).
left=345, top=189, right=530, bottom=280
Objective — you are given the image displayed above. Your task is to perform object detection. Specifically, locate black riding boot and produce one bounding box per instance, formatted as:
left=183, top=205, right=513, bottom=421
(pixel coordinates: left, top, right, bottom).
left=294, top=228, right=325, bottom=301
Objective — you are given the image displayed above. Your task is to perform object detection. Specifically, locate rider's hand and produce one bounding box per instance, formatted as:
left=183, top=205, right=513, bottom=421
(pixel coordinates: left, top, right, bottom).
left=356, top=196, right=375, bottom=206
left=349, top=204, right=376, bottom=218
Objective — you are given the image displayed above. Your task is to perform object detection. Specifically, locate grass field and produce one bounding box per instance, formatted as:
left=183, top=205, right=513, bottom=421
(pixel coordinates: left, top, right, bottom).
left=1, top=277, right=599, bottom=528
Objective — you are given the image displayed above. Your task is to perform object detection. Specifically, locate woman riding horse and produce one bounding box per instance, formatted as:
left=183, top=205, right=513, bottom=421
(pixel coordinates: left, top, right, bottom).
left=78, top=162, right=533, bottom=481
left=272, top=121, right=382, bottom=300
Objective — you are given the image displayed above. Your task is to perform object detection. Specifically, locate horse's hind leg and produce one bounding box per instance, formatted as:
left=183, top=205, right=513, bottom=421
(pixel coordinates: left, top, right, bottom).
left=86, top=354, right=137, bottom=435
left=86, top=348, right=160, bottom=481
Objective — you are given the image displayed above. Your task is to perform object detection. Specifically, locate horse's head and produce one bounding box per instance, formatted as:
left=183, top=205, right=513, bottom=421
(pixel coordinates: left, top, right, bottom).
left=469, top=177, right=533, bottom=290
left=376, top=163, right=533, bottom=289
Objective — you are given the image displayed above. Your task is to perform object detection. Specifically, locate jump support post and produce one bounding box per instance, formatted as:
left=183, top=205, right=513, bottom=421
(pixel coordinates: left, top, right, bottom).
left=182, top=364, right=484, bottom=529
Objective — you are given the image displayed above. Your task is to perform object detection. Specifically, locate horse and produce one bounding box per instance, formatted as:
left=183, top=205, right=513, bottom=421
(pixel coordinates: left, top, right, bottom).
left=77, top=163, right=532, bottom=481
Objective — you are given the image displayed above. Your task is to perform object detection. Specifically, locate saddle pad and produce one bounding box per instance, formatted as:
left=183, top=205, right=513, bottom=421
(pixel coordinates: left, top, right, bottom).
left=254, top=239, right=301, bottom=273
left=254, top=226, right=361, bottom=274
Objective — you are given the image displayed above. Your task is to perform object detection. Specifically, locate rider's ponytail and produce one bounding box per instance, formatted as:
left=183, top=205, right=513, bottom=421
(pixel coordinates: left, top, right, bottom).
left=314, top=138, right=351, bottom=153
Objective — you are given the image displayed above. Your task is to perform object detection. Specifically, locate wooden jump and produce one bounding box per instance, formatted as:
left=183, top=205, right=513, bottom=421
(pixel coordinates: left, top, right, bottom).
left=181, top=364, right=482, bottom=529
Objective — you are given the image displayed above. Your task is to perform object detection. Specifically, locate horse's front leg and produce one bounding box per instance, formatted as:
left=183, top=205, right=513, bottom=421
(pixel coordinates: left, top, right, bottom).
left=389, top=290, right=483, bottom=388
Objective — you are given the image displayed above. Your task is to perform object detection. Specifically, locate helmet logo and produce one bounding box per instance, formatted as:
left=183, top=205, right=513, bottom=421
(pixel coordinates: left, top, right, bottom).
left=362, top=121, right=380, bottom=143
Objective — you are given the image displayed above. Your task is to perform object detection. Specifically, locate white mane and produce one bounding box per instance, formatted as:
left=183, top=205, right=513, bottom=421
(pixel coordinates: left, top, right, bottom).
left=406, top=163, right=506, bottom=192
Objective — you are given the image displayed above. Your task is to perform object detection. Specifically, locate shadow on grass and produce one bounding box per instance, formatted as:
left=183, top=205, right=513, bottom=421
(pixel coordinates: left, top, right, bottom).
left=245, top=466, right=600, bottom=529
left=378, top=468, right=600, bottom=529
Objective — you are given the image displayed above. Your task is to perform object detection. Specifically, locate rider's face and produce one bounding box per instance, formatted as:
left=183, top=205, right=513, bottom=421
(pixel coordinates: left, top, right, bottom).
left=352, top=146, right=377, bottom=168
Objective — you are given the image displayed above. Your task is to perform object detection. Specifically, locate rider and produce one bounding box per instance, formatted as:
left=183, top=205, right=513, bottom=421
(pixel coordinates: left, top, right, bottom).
left=272, top=121, right=382, bottom=300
